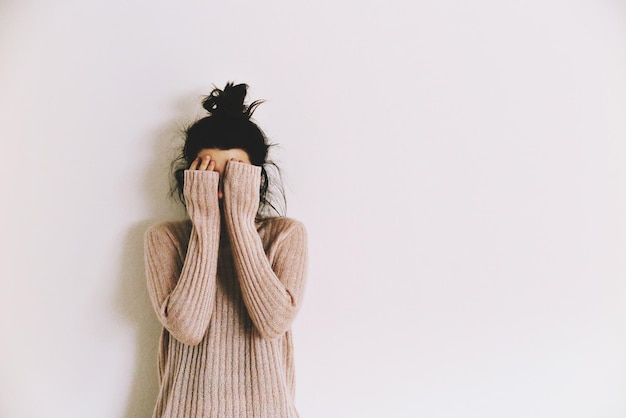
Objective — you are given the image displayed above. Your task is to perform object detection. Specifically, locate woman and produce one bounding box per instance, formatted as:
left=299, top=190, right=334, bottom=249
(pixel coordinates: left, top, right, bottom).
left=143, top=82, right=308, bottom=418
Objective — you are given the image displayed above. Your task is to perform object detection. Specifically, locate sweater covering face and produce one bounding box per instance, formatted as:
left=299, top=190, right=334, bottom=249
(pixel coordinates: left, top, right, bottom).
left=144, top=161, right=308, bottom=418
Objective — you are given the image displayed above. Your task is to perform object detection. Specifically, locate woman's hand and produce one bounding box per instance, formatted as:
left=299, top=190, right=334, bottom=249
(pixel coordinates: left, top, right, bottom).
left=222, top=158, right=262, bottom=226
left=189, top=156, right=245, bottom=171
left=189, top=155, right=217, bottom=171
left=182, top=155, right=221, bottom=216
left=222, top=158, right=251, bottom=202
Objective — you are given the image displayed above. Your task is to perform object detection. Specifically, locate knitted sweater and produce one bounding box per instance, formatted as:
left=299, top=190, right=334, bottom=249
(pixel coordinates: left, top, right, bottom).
left=143, top=161, right=308, bottom=418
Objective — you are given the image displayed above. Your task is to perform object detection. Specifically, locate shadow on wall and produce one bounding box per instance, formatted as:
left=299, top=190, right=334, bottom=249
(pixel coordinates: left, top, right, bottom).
left=115, top=93, right=198, bottom=418
left=116, top=221, right=162, bottom=418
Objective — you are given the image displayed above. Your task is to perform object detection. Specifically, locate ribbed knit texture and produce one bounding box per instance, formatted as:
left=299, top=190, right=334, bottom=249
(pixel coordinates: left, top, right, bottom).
left=144, top=161, right=308, bottom=418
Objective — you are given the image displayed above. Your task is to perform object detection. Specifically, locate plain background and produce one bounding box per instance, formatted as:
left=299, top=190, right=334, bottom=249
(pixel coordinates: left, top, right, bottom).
left=1, top=1, right=626, bottom=417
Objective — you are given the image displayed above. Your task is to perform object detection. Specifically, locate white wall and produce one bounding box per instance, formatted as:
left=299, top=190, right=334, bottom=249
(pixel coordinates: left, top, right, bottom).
left=1, top=1, right=626, bottom=417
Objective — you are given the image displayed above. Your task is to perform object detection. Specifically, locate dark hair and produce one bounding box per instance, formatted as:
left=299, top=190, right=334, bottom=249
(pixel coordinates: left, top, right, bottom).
left=170, top=82, right=287, bottom=218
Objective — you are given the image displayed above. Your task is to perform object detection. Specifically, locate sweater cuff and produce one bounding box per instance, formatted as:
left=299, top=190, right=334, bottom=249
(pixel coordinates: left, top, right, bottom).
left=223, top=161, right=262, bottom=220
left=183, top=170, right=220, bottom=212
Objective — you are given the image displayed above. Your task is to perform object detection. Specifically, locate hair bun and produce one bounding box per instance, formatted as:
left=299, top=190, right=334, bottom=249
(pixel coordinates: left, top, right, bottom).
left=201, top=82, right=263, bottom=119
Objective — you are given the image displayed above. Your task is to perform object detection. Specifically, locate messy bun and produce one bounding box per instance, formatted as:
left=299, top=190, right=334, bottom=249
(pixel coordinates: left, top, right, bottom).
left=201, top=82, right=264, bottom=120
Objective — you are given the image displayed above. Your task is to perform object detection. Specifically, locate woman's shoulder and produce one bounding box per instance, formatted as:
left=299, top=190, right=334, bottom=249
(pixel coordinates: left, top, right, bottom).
left=256, top=215, right=307, bottom=240
left=144, top=219, right=192, bottom=243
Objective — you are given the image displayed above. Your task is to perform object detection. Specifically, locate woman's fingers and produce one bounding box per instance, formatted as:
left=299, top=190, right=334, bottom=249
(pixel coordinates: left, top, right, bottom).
left=191, top=156, right=245, bottom=171
left=198, top=155, right=211, bottom=170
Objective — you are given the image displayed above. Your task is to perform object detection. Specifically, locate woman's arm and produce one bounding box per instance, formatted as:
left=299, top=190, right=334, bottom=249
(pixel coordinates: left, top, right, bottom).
left=143, top=170, right=221, bottom=346
left=222, top=161, right=309, bottom=340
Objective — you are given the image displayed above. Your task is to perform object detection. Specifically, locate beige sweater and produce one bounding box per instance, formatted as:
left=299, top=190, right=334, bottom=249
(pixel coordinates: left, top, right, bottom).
left=143, top=161, right=308, bottom=418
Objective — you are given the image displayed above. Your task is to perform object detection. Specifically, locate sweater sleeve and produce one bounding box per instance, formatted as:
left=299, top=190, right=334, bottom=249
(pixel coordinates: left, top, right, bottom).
left=222, top=161, right=309, bottom=340
left=143, top=170, right=221, bottom=346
